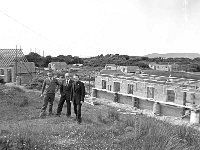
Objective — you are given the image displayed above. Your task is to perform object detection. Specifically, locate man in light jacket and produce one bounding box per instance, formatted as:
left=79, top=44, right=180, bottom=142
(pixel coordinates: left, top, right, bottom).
left=39, top=72, right=59, bottom=117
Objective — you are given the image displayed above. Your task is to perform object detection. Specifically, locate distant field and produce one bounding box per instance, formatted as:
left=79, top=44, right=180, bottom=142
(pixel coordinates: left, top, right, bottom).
left=143, top=70, right=200, bottom=80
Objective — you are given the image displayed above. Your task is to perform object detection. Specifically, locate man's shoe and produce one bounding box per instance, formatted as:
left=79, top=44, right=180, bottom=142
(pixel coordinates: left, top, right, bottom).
left=77, top=120, right=82, bottom=124
left=39, top=112, right=46, bottom=118
left=48, top=112, right=54, bottom=116
left=56, top=113, right=61, bottom=117
left=77, top=118, right=82, bottom=124
left=66, top=114, right=71, bottom=118
left=39, top=114, right=46, bottom=118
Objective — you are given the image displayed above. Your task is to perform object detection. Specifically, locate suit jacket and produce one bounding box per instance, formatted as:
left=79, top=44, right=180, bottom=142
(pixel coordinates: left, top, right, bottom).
left=60, top=79, right=73, bottom=101
left=71, top=81, right=85, bottom=104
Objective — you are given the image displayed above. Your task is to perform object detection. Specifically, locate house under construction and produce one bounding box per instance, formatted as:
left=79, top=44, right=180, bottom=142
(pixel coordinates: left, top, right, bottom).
left=93, top=67, right=200, bottom=122
left=0, top=48, right=36, bottom=84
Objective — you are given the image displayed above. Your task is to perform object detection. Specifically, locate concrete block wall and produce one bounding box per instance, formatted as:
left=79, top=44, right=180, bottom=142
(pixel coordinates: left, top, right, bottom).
left=139, top=99, right=154, bottom=111
left=95, top=88, right=187, bottom=118
left=160, top=104, right=184, bottom=117
left=95, top=75, right=200, bottom=106
left=153, top=84, right=166, bottom=102
left=187, top=92, right=200, bottom=105
left=2, top=67, right=14, bottom=83
left=95, top=76, right=103, bottom=89
left=4, top=68, right=8, bottom=82
left=120, top=80, right=129, bottom=94
left=118, top=94, right=133, bottom=105
left=20, top=73, right=36, bottom=85
left=96, top=90, right=114, bottom=101
left=175, top=88, right=185, bottom=105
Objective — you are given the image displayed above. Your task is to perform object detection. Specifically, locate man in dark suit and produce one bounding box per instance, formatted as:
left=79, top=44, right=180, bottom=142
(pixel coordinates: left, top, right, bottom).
left=56, top=73, right=73, bottom=117
left=71, top=74, right=85, bottom=124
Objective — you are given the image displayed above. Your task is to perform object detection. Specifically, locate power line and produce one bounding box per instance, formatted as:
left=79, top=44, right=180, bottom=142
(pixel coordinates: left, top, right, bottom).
left=0, top=8, right=60, bottom=48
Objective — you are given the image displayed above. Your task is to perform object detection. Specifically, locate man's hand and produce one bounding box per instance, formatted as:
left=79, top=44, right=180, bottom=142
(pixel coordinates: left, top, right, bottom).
left=40, top=94, right=44, bottom=97
left=80, top=101, right=84, bottom=104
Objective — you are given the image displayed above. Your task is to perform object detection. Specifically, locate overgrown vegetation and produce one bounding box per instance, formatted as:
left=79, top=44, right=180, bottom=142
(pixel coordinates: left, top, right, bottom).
left=25, top=75, right=45, bottom=90
left=1, top=109, right=200, bottom=149
left=1, top=85, right=200, bottom=149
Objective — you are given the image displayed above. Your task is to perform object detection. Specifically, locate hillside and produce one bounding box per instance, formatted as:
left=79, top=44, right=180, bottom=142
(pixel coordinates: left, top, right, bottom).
left=145, top=53, right=200, bottom=59
left=1, top=84, right=200, bottom=149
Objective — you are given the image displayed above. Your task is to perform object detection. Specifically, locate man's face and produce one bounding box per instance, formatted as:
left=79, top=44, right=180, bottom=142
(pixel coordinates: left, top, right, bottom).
left=73, top=75, right=79, bottom=82
left=65, top=73, right=70, bottom=80
left=48, top=73, right=53, bottom=78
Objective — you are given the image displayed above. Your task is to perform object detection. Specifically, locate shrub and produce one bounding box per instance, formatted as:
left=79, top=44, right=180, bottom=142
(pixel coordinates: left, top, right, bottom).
left=107, top=109, right=120, bottom=122
left=11, top=86, right=25, bottom=93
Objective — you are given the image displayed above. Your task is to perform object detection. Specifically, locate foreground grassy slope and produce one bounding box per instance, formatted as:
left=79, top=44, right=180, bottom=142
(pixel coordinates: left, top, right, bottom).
left=1, top=85, right=200, bottom=150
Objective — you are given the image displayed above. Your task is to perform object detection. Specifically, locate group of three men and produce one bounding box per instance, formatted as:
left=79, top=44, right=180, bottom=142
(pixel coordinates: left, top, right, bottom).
left=39, top=72, right=85, bottom=124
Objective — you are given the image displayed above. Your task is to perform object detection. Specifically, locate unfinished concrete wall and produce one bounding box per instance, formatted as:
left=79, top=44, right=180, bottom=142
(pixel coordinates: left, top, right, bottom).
left=187, top=92, right=200, bottom=105
left=2, top=67, right=14, bottom=83
left=95, top=75, right=200, bottom=106
left=133, top=82, right=146, bottom=97
left=118, top=94, right=133, bottom=105
left=160, top=104, right=184, bottom=117
left=95, top=76, right=102, bottom=89
left=139, top=99, right=154, bottom=111
left=95, top=88, right=186, bottom=118
left=20, top=73, right=36, bottom=85
left=96, top=90, right=114, bottom=101
left=153, top=84, right=166, bottom=102
left=175, top=87, right=185, bottom=105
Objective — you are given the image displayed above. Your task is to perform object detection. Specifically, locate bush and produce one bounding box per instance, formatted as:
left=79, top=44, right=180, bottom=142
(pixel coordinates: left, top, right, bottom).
left=25, top=75, right=46, bottom=90
left=11, top=86, right=25, bottom=93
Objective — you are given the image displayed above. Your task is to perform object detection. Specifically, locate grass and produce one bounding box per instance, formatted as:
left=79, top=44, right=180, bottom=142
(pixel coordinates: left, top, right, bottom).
left=1, top=84, right=200, bottom=149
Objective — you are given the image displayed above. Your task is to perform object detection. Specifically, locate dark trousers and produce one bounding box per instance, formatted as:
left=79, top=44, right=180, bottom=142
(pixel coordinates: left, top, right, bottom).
left=73, top=103, right=82, bottom=122
left=57, top=95, right=71, bottom=116
left=41, top=93, right=55, bottom=114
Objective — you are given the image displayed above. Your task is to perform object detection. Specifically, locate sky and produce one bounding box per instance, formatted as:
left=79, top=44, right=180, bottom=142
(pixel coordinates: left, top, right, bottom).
left=0, top=0, right=200, bottom=57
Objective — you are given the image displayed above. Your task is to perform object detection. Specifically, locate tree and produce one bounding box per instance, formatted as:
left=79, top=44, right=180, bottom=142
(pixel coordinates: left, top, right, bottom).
left=25, top=52, right=43, bottom=67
